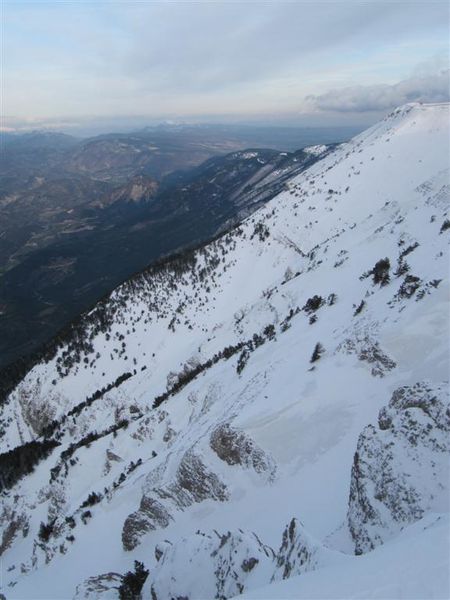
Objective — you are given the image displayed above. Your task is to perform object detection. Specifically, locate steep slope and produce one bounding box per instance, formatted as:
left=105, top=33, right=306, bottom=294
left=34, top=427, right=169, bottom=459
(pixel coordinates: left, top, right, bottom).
left=238, top=514, right=450, bottom=600
left=0, top=145, right=329, bottom=369
left=0, top=103, right=448, bottom=599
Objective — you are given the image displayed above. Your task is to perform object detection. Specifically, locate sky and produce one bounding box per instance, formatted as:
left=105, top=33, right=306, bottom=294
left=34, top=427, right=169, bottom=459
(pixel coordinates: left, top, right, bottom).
left=2, top=0, right=449, bottom=133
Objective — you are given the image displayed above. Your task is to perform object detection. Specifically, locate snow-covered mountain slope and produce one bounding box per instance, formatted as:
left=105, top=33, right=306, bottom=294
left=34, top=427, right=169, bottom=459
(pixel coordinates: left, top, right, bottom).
left=238, top=513, right=450, bottom=600
left=0, top=102, right=449, bottom=599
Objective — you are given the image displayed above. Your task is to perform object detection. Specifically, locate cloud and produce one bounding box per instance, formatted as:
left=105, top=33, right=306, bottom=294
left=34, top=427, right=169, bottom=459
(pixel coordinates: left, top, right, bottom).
left=119, top=2, right=394, bottom=93
left=3, top=1, right=449, bottom=123
left=305, top=69, right=450, bottom=113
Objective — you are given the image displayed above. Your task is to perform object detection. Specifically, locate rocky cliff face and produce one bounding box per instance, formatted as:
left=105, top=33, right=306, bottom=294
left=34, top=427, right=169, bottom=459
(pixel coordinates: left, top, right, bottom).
left=210, top=423, right=276, bottom=479
left=348, top=381, right=450, bottom=554
left=148, top=528, right=275, bottom=600
left=82, top=517, right=330, bottom=600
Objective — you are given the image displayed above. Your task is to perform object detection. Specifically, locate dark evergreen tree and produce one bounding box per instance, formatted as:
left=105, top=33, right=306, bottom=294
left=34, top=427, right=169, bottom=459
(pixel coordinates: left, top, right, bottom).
left=440, top=219, right=450, bottom=233
left=310, top=342, right=324, bottom=363
left=372, top=258, right=390, bottom=286
left=38, top=521, right=54, bottom=542
left=119, top=561, right=149, bottom=600
left=353, top=300, right=366, bottom=316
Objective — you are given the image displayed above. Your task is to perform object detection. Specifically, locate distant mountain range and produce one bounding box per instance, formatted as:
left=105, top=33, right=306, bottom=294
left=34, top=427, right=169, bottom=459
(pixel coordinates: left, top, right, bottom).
left=0, top=125, right=346, bottom=368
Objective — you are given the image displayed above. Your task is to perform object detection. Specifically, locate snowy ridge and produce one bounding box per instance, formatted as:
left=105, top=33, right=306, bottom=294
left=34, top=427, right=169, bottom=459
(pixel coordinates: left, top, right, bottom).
left=0, top=103, right=449, bottom=599
left=238, top=513, right=450, bottom=600
left=302, top=144, right=328, bottom=156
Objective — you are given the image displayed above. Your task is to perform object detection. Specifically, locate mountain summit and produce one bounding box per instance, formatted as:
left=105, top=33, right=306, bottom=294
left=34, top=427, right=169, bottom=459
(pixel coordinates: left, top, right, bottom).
left=1, top=103, right=449, bottom=599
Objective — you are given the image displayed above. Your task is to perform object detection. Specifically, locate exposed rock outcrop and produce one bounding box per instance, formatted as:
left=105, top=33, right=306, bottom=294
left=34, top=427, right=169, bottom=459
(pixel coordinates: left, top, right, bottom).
left=106, top=449, right=123, bottom=463
left=122, top=497, right=172, bottom=551
left=348, top=381, right=450, bottom=554
left=0, top=508, right=28, bottom=556
left=122, top=450, right=228, bottom=550
left=176, top=450, right=228, bottom=503
left=210, top=423, right=276, bottom=480
left=338, top=335, right=396, bottom=377
left=271, top=518, right=321, bottom=581
left=73, top=572, right=122, bottom=599
left=144, top=517, right=330, bottom=599
left=147, top=528, right=275, bottom=600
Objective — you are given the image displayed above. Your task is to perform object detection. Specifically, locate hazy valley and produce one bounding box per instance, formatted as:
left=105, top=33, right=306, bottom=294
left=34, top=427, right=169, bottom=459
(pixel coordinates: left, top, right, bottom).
left=0, top=125, right=356, bottom=368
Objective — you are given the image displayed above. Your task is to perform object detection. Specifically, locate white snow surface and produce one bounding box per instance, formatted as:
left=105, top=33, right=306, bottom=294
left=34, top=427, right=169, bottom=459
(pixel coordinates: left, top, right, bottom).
left=0, top=102, right=449, bottom=599
left=238, top=513, right=450, bottom=600
left=302, top=144, right=328, bottom=156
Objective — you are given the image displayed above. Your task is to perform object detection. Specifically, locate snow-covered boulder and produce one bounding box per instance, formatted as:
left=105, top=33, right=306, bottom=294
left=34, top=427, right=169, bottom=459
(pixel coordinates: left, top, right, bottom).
left=146, top=528, right=275, bottom=600
left=145, top=517, right=333, bottom=599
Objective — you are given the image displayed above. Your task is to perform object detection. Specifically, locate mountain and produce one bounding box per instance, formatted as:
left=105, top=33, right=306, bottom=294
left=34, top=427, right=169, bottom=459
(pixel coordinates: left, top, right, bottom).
left=0, top=127, right=260, bottom=276
left=0, top=103, right=448, bottom=599
left=0, top=144, right=331, bottom=369
left=2, top=126, right=299, bottom=277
